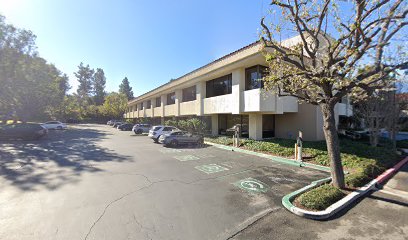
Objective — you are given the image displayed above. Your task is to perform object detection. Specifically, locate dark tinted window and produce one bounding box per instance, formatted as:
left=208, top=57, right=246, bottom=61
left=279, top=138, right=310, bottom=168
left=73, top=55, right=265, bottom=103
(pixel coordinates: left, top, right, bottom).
left=140, top=103, right=144, bottom=110
left=206, top=74, right=232, bottom=98
left=245, top=65, right=268, bottom=90
left=167, top=92, right=176, bottom=105
left=163, top=127, right=173, bottom=131
left=156, top=97, right=161, bottom=107
left=146, top=100, right=151, bottom=109
left=182, top=86, right=196, bottom=102
left=153, top=126, right=162, bottom=131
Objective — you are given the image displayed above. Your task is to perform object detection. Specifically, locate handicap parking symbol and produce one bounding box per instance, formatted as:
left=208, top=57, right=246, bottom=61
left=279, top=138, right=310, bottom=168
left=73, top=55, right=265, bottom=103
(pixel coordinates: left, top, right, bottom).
left=233, top=178, right=268, bottom=193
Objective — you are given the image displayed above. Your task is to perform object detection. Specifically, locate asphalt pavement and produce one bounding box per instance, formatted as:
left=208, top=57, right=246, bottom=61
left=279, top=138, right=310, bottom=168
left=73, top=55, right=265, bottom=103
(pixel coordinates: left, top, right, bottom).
left=0, top=124, right=406, bottom=240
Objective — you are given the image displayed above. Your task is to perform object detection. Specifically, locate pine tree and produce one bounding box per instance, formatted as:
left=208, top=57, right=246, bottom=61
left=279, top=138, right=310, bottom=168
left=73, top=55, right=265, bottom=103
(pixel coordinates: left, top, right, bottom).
left=119, top=77, right=134, bottom=100
left=74, top=62, right=94, bottom=98
left=93, top=68, right=106, bottom=105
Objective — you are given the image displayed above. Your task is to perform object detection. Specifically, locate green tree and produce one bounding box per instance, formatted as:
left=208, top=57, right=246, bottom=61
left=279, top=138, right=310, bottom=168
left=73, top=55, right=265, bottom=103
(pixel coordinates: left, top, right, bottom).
left=93, top=68, right=106, bottom=105
left=74, top=62, right=94, bottom=99
left=260, top=0, right=407, bottom=188
left=119, top=77, right=134, bottom=100
left=101, top=92, right=128, bottom=119
left=0, top=15, right=70, bottom=121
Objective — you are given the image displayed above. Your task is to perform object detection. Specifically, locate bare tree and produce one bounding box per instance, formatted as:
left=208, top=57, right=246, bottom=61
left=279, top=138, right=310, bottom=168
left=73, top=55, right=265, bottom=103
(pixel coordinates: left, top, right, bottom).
left=260, top=0, right=407, bottom=188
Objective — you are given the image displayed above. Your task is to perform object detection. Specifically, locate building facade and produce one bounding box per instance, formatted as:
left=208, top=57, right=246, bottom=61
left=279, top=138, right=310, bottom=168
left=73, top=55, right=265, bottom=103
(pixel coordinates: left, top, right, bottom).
left=124, top=36, right=352, bottom=141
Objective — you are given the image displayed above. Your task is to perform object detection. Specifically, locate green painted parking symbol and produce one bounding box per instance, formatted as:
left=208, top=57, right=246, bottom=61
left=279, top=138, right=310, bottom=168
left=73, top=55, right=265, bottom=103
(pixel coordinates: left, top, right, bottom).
left=195, top=164, right=229, bottom=174
left=174, top=155, right=200, bottom=161
left=233, top=178, right=268, bottom=193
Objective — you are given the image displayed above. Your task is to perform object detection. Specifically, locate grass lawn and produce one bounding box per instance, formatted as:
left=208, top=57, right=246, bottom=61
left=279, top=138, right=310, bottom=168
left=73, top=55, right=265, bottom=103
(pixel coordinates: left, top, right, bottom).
left=205, top=136, right=402, bottom=210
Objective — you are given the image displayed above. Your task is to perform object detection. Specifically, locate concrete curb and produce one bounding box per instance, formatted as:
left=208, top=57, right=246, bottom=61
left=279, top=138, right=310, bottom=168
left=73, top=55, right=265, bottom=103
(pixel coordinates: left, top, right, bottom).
left=204, top=141, right=331, bottom=173
left=281, top=156, right=408, bottom=220
left=375, top=156, right=408, bottom=185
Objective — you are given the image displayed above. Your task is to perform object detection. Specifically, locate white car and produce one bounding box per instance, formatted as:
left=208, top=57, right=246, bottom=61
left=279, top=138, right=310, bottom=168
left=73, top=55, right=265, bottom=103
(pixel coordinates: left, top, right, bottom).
left=41, top=121, right=67, bottom=130
left=148, top=125, right=179, bottom=142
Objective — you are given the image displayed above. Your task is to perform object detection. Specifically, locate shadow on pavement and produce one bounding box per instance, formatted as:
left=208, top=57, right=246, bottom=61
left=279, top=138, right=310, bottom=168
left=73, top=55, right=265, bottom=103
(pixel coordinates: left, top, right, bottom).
left=0, top=127, right=130, bottom=191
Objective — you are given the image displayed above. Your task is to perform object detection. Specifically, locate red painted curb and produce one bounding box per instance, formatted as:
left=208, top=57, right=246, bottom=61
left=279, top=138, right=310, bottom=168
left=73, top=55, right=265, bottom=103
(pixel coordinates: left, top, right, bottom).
left=375, top=156, right=408, bottom=185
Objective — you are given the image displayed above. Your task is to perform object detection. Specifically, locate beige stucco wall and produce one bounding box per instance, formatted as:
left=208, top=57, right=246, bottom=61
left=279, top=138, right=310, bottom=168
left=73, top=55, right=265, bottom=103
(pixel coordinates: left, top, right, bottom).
left=180, top=101, right=197, bottom=115
left=203, top=94, right=233, bottom=114
left=275, top=104, right=324, bottom=141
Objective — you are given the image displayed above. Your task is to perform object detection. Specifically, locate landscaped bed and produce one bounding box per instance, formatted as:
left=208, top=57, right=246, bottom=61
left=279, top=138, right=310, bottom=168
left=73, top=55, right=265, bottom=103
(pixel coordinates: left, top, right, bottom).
left=204, top=136, right=402, bottom=211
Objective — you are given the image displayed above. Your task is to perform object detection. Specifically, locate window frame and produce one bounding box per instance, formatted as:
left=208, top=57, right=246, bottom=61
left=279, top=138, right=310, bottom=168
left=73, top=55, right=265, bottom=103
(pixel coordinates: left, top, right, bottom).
left=182, top=86, right=197, bottom=102
left=166, top=92, right=176, bottom=105
left=206, top=74, right=232, bottom=98
left=245, top=65, right=268, bottom=91
left=156, top=97, right=161, bottom=107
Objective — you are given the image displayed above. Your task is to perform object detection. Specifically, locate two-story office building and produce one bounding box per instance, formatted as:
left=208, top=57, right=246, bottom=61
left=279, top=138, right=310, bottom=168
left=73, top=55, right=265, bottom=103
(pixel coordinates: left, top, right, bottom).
left=124, top=35, right=352, bottom=141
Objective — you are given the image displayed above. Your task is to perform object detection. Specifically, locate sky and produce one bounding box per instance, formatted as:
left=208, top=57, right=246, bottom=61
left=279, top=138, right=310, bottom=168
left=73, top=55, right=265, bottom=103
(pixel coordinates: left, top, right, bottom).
left=0, top=0, right=271, bottom=97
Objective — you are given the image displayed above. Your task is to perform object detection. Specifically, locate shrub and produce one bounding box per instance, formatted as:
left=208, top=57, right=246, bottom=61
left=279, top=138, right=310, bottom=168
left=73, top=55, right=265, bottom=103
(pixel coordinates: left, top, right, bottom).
left=297, top=184, right=346, bottom=211
left=397, top=139, right=408, bottom=149
left=345, top=172, right=371, bottom=188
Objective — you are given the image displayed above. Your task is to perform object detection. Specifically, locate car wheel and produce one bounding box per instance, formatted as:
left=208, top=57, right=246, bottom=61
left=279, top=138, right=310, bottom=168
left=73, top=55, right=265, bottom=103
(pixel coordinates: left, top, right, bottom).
left=136, top=129, right=142, bottom=134
left=57, top=126, right=63, bottom=130
left=154, top=135, right=160, bottom=143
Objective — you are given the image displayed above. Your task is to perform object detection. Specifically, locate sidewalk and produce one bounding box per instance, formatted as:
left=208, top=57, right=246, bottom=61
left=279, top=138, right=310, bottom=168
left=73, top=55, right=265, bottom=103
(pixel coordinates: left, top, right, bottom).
left=377, top=160, right=408, bottom=201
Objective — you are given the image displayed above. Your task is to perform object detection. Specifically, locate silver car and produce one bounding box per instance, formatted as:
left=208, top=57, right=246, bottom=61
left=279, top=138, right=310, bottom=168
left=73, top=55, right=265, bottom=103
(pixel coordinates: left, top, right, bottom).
left=132, top=124, right=151, bottom=134
left=159, top=131, right=203, bottom=147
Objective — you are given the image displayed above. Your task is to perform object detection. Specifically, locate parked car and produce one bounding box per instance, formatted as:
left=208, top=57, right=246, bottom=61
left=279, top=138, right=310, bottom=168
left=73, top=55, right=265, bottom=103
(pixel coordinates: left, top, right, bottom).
left=117, top=123, right=133, bottom=131
left=0, top=123, right=48, bottom=140
left=148, top=125, right=179, bottom=142
left=132, top=124, right=151, bottom=134
left=112, top=122, right=124, bottom=128
left=41, top=121, right=67, bottom=130
left=159, top=131, right=203, bottom=147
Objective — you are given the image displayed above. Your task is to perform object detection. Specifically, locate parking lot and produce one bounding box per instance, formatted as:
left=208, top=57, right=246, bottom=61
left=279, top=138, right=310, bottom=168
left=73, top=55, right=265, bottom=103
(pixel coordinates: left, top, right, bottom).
left=0, top=124, right=407, bottom=240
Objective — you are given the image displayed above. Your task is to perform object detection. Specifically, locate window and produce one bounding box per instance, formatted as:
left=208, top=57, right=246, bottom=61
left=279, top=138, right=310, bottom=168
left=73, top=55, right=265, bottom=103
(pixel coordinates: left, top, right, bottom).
left=140, top=103, right=144, bottom=110
left=245, top=65, right=268, bottom=90
left=163, top=127, right=173, bottom=131
left=146, top=100, right=151, bottom=109
left=167, top=92, right=176, bottom=105
left=156, top=97, right=161, bottom=107
left=182, top=86, right=196, bottom=102
left=206, top=74, right=232, bottom=98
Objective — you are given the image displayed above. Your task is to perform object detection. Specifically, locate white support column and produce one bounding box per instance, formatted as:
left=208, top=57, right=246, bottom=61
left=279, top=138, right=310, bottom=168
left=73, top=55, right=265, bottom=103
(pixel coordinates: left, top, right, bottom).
left=150, top=98, right=154, bottom=117
left=211, top=114, right=219, bottom=136
left=161, top=95, right=166, bottom=117
left=175, top=90, right=182, bottom=117
left=142, top=102, right=146, bottom=118
left=231, top=68, right=245, bottom=114
left=196, top=82, right=206, bottom=116
left=249, top=113, right=263, bottom=140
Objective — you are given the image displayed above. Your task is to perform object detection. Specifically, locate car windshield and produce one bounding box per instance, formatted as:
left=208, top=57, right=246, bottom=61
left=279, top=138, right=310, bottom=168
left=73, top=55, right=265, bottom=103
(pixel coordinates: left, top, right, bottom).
left=153, top=126, right=161, bottom=131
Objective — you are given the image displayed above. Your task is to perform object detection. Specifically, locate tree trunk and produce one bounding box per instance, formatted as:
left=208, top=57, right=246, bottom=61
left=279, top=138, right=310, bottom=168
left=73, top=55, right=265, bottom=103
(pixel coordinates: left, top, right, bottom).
left=321, top=103, right=345, bottom=189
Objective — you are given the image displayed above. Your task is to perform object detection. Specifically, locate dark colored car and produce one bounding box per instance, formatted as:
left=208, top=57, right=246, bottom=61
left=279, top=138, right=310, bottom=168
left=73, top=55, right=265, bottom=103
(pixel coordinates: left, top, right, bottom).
left=159, top=131, right=203, bottom=147
left=117, top=123, right=133, bottom=131
left=113, top=122, right=124, bottom=128
left=0, top=123, right=48, bottom=140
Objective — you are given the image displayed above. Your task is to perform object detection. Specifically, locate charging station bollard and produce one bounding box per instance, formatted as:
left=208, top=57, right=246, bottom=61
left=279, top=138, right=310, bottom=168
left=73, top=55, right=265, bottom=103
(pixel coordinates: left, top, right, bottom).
left=296, top=131, right=303, bottom=162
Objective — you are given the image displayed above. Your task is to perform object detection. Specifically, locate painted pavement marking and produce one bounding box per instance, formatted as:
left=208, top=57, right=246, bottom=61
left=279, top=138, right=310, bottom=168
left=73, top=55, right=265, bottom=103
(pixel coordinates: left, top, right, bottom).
left=173, top=155, right=200, bottom=161
left=194, top=153, right=216, bottom=158
left=233, top=178, right=269, bottom=193
left=159, top=149, right=183, bottom=154
left=195, top=164, right=229, bottom=174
